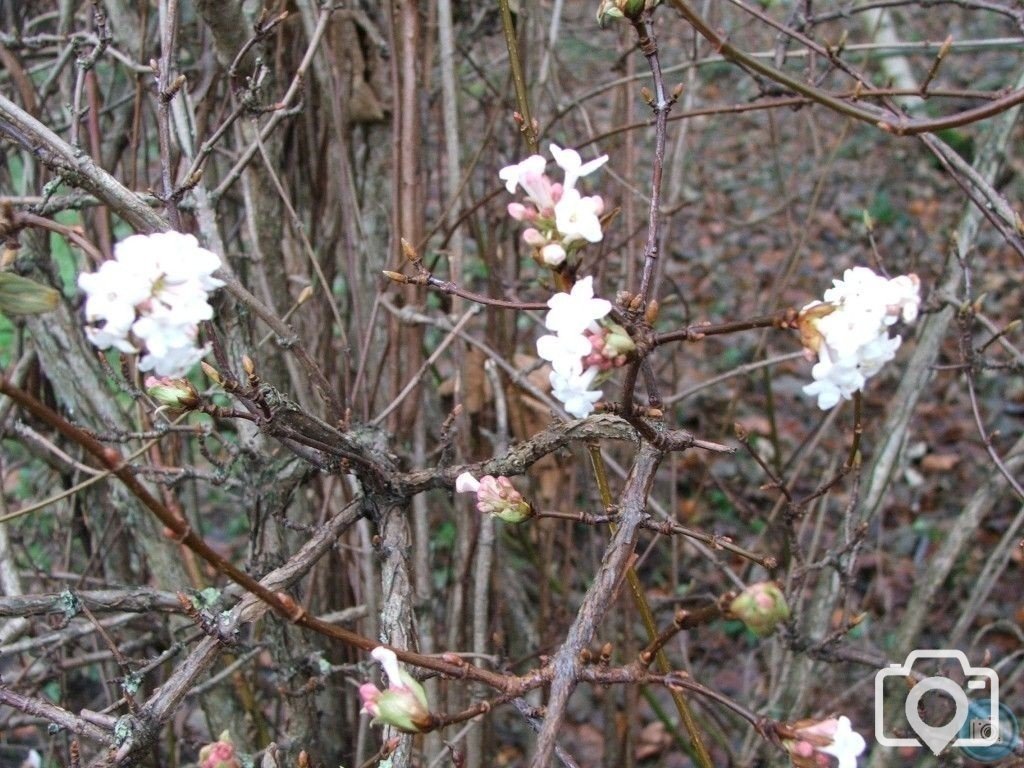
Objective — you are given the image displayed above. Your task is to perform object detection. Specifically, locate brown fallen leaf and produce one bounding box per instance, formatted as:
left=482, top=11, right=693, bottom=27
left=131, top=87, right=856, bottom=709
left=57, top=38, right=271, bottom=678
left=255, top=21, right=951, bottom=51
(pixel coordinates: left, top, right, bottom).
left=920, top=453, right=960, bottom=472
left=736, top=414, right=772, bottom=436
left=635, top=720, right=671, bottom=761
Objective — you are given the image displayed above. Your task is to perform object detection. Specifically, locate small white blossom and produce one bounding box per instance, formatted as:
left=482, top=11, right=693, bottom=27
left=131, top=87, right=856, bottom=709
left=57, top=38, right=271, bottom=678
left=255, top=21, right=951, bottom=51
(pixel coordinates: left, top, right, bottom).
left=554, top=188, right=604, bottom=244
left=498, top=154, right=555, bottom=210
left=79, top=260, right=151, bottom=348
left=544, top=276, right=611, bottom=337
left=549, top=143, right=608, bottom=191
left=821, top=717, right=867, bottom=768
left=536, top=331, right=590, bottom=376
left=84, top=320, right=138, bottom=354
left=802, top=373, right=849, bottom=411
left=540, top=243, right=567, bottom=266
left=785, top=715, right=866, bottom=768
left=550, top=366, right=603, bottom=418
left=799, top=267, right=920, bottom=410
left=138, top=341, right=210, bottom=378
left=499, top=154, right=544, bottom=193
left=887, top=274, right=921, bottom=322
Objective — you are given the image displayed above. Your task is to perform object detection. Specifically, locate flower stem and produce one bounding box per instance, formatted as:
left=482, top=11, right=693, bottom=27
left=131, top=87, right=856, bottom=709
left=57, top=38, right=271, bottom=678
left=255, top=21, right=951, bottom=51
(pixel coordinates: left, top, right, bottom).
left=498, top=0, right=538, bottom=154
left=586, top=445, right=714, bottom=768
left=631, top=15, right=670, bottom=307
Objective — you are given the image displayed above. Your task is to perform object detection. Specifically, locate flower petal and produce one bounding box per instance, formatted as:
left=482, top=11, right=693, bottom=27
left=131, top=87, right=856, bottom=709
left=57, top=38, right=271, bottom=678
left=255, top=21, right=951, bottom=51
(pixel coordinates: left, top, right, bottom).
left=455, top=472, right=481, bottom=494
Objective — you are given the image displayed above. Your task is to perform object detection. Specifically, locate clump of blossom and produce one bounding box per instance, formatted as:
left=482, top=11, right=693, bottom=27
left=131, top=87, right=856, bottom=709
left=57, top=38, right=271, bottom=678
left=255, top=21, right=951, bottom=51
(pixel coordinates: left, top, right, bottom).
left=729, top=582, right=790, bottom=637
left=500, top=143, right=607, bottom=268
left=535, top=276, right=628, bottom=418
left=78, top=232, right=224, bottom=378
left=359, top=647, right=431, bottom=733
left=798, top=267, right=921, bottom=410
left=455, top=472, right=533, bottom=523
left=198, top=731, right=241, bottom=768
left=781, top=716, right=867, bottom=768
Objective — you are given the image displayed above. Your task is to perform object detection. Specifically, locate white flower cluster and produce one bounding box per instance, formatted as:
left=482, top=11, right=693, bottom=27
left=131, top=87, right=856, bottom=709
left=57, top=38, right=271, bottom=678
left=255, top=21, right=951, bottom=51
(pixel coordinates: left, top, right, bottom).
left=78, top=232, right=224, bottom=378
left=536, top=276, right=611, bottom=418
left=800, top=266, right=921, bottom=410
left=785, top=715, right=866, bottom=768
left=500, top=143, right=607, bottom=267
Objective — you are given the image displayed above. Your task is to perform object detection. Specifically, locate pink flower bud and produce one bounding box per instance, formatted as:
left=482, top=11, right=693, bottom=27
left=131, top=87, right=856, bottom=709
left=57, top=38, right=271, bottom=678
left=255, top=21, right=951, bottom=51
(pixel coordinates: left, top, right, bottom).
left=522, top=228, right=547, bottom=248
left=507, top=202, right=535, bottom=221
left=549, top=182, right=564, bottom=207
left=582, top=351, right=611, bottom=372
left=456, top=473, right=533, bottom=523
left=730, top=582, right=789, bottom=637
left=360, top=684, right=431, bottom=734
left=581, top=326, right=634, bottom=372
left=198, top=732, right=240, bottom=768
left=520, top=171, right=556, bottom=211
left=359, top=682, right=383, bottom=713
left=475, top=475, right=533, bottom=523
left=360, top=648, right=432, bottom=733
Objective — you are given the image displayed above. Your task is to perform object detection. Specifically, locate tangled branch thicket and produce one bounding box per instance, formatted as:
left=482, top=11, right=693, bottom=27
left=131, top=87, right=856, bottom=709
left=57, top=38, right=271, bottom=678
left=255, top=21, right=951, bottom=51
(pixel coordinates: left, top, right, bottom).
left=1, top=1, right=1023, bottom=767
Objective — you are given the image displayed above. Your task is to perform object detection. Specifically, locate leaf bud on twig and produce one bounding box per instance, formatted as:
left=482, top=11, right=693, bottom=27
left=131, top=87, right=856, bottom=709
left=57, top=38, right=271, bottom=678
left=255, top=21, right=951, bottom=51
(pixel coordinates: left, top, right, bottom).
left=644, top=298, right=660, bottom=325
left=200, top=361, right=223, bottom=385
left=382, top=270, right=409, bottom=284
left=161, top=74, right=187, bottom=102
left=400, top=238, right=417, bottom=261
left=861, top=209, right=874, bottom=233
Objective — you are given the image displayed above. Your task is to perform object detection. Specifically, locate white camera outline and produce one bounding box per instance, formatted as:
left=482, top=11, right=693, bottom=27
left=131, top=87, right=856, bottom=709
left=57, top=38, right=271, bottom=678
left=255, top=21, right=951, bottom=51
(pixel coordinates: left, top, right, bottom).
left=874, top=649, right=999, bottom=749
